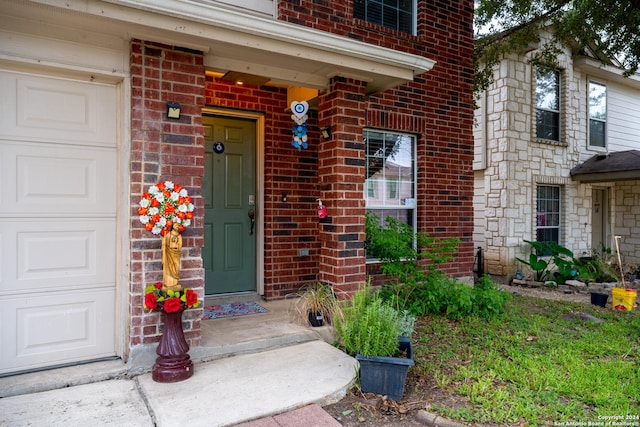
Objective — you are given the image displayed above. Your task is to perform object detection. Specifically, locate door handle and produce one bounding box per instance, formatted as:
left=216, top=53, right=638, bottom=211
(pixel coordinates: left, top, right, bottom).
left=248, top=209, right=255, bottom=235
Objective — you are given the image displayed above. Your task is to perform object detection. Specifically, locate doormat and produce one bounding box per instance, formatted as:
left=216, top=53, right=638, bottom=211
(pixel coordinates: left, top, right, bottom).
left=202, top=301, right=268, bottom=320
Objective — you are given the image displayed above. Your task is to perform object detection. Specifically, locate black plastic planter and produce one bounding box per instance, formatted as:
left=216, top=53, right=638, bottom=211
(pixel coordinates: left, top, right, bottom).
left=590, top=292, right=608, bottom=308
left=308, top=311, right=323, bottom=327
left=355, top=337, right=414, bottom=401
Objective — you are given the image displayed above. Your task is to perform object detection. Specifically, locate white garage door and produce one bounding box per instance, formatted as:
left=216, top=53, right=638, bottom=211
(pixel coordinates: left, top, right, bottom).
left=0, top=69, right=117, bottom=374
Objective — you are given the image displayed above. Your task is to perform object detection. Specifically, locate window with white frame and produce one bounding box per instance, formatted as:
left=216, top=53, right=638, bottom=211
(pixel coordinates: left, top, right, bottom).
left=536, top=185, right=560, bottom=246
left=535, top=69, right=561, bottom=141
left=588, top=81, right=607, bottom=148
left=365, top=129, right=416, bottom=237
left=354, top=0, right=415, bottom=34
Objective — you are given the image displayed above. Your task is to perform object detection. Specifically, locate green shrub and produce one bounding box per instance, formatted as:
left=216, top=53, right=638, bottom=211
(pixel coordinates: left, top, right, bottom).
left=365, top=212, right=460, bottom=287
left=472, top=274, right=511, bottom=319
left=380, top=272, right=510, bottom=320
left=335, top=281, right=401, bottom=357
left=398, top=310, right=417, bottom=337
left=367, top=213, right=508, bottom=320
left=577, top=245, right=619, bottom=283
left=517, top=240, right=620, bottom=284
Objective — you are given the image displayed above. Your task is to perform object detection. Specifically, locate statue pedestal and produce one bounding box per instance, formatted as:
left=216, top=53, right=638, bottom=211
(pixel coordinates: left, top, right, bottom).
left=152, top=308, right=194, bottom=382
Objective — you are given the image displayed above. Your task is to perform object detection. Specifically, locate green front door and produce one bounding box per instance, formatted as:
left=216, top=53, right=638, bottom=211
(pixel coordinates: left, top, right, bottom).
left=203, top=115, right=256, bottom=295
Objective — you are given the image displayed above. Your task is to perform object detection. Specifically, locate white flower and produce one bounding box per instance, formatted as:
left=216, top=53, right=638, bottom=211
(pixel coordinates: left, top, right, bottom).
left=140, top=181, right=193, bottom=233
left=182, top=219, right=191, bottom=227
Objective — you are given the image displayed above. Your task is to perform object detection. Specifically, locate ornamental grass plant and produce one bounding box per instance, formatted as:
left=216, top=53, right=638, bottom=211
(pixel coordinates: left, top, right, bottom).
left=289, top=282, right=339, bottom=326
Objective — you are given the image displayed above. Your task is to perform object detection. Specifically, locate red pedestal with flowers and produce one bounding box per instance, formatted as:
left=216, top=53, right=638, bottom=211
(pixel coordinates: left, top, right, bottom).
left=152, top=307, right=193, bottom=383
left=145, top=283, right=201, bottom=383
left=139, top=180, right=199, bottom=383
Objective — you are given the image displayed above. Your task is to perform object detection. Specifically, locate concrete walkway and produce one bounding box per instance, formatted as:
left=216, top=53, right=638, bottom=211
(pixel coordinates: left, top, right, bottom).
left=0, top=341, right=355, bottom=426
left=0, top=299, right=357, bottom=426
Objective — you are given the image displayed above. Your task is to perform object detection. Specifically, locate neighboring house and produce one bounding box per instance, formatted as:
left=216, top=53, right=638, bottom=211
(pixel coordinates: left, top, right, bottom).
left=0, top=0, right=474, bottom=374
left=474, top=31, right=640, bottom=279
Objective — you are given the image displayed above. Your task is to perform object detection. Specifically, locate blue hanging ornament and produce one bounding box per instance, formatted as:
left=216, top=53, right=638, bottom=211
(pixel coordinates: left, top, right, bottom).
left=289, top=101, right=310, bottom=151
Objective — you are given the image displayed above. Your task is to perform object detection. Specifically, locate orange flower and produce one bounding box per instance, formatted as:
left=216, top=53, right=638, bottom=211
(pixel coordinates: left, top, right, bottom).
left=138, top=206, right=148, bottom=215
left=157, top=182, right=166, bottom=191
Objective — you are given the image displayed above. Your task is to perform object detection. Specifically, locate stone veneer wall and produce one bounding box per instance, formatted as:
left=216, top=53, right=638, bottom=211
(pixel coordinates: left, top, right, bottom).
left=615, top=181, right=640, bottom=263
left=479, top=47, right=593, bottom=276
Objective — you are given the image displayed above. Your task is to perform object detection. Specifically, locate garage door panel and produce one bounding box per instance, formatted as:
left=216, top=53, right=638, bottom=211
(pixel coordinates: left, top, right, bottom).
left=0, top=141, right=116, bottom=215
left=1, top=67, right=117, bottom=374
left=0, top=288, right=116, bottom=373
left=0, top=219, right=116, bottom=293
left=0, top=71, right=116, bottom=146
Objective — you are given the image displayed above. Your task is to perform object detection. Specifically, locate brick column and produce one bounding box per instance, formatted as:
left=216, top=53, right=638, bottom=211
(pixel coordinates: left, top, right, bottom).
left=317, top=76, right=367, bottom=297
left=129, top=40, right=205, bottom=349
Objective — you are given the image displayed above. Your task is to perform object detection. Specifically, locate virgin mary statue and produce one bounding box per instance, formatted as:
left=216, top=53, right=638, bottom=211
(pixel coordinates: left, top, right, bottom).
left=162, top=222, right=183, bottom=291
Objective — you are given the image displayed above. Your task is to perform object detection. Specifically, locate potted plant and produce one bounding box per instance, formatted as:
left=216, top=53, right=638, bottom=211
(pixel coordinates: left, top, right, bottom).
left=290, top=282, right=338, bottom=327
left=334, top=281, right=414, bottom=401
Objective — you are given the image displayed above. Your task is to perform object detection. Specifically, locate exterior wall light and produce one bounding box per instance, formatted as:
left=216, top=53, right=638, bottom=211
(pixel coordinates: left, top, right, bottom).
left=167, top=102, right=181, bottom=119
left=321, top=126, right=332, bottom=139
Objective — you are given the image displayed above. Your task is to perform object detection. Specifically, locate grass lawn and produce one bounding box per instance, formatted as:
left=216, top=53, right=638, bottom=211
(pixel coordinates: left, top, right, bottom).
left=413, top=294, right=640, bottom=426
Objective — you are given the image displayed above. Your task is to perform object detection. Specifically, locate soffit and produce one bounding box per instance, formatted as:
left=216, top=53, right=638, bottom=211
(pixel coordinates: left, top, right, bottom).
left=574, top=57, right=640, bottom=90
left=9, top=0, right=436, bottom=93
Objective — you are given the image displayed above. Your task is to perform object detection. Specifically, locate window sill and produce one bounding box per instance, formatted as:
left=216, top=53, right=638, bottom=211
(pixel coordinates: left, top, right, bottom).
left=533, top=138, right=568, bottom=147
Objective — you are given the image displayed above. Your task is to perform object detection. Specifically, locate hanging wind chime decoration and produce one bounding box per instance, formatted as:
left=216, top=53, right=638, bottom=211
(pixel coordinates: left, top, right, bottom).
left=290, top=100, right=309, bottom=150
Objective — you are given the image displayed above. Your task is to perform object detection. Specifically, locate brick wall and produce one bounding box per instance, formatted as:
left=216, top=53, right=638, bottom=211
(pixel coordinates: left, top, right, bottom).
left=204, top=76, right=322, bottom=299
left=317, top=76, right=368, bottom=296
left=129, top=40, right=205, bottom=348
left=278, top=0, right=476, bottom=277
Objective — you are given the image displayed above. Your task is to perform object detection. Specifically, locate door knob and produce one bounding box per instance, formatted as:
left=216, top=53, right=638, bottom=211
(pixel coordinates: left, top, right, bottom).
left=248, top=209, right=255, bottom=235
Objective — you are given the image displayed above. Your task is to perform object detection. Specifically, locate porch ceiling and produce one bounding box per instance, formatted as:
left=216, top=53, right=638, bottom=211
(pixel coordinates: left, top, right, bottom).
left=8, top=0, right=436, bottom=94
left=570, top=150, right=640, bottom=182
